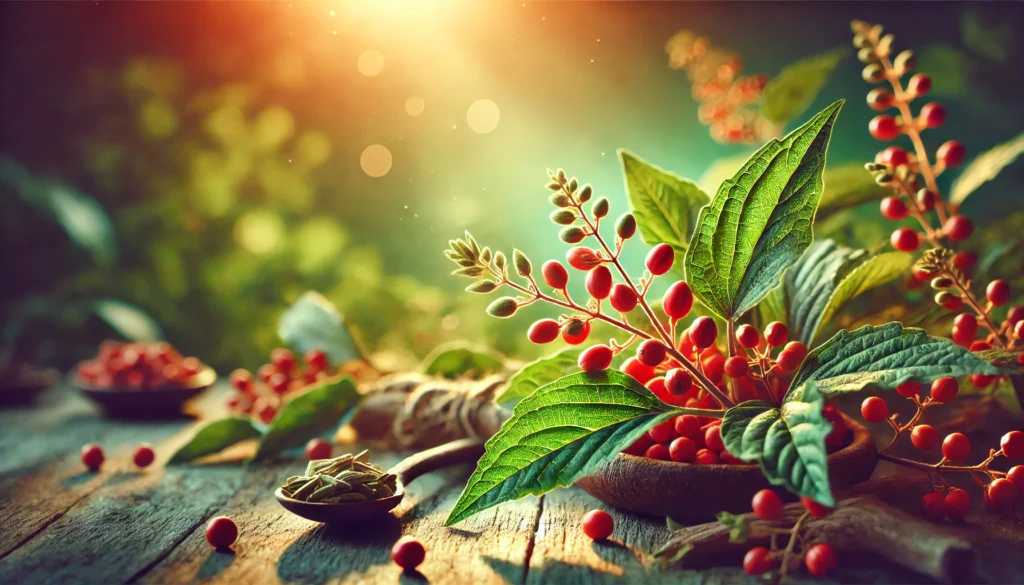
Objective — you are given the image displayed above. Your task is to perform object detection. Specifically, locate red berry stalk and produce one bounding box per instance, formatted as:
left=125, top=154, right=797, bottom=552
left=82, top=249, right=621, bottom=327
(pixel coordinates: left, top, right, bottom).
left=740, top=489, right=838, bottom=580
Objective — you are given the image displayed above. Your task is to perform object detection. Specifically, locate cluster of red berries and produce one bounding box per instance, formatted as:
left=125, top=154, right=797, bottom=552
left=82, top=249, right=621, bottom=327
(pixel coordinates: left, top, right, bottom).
left=80, top=442, right=155, bottom=471
left=622, top=415, right=745, bottom=465
left=76, top=340, right=207, bottom=390
left=743, top=489, right=837, bottom=577
left=226, top=348, right=333, bottom=424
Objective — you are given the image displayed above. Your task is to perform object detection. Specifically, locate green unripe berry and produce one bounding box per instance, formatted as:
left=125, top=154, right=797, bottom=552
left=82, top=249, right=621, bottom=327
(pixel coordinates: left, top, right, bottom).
left=577, top=184, right=593, bottom=203
left=465, top=280, right=498, bottom=293
left=591, top=197, right=610, bottom=219
left=615, top=213, right=637, bottom=239
left=513, top=249, right=532, bottom=277
left=486, top=297, right=518, bottom=318
left=549, top=193, right=571, bottom=207
left=550, top=209, right=576, bottom=225
left=560, top=226, right=587, bottom=244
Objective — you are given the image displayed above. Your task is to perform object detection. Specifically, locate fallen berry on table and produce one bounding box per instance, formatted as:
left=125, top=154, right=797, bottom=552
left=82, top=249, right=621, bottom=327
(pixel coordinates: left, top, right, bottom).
left=944, top=488, right=971, bottom=521
left=860, top=396, right=889, bottom=423
left=81, top=444, right=104, bottom=471
left=305, top=438, right=333, bottom=461
left=582, top=509, right=614, bottom=541
left=751, top=489, right=783, bottom=521
left=942, top=433, right=970, bottom=463
left=391, top=537, right=426, bottom=570
left=743, top=546, right=774, bottom=575
left=133, top=444, right=155, bottom=468
left=911, top=424, right=939, bottom=451
left=206, top=516, right=238, bottom=549
left=801, top=496, right=832, bottom=518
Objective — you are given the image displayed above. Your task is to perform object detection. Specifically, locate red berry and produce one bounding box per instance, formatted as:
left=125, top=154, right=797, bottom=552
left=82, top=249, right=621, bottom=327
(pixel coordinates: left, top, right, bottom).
left=669, top=436, right=697, bottom=462
left=775, top=350, right=803, bottom=373
left=938, top=293, right=964, bottom=311
left=891, top=227, right=920, bottom=251
left=622, top=357, right=655, bottom=385
left=1008, top=465, right=1024, bottom=489
left=665, top=368, right=693, bottom=396
left=582, top=509, right=614, bottom=540
left=579, top=344, right=614, bottom=372
left=860, top=396, right=889, bottom=423
left=951, top=325, right=972, bottom=347
left=1016, top=321, right=1024, bottom=341
left=133, top=444, right=155, bottom=468
left=609, top=283, right=637, bottom=313
left=206, top=516, right=238, bottom=549
left=954, top=313, right=978, bottom=340
left=783, top=341, right=808, bottom=362
left=988, top=478, right=1018, bottom=508
left=911, top=424, right=939, bottom=451
left=645, top=243, right=675, bottom=276
left=869, top=114, right=900, bottom=140
left=937, top=140, right=966, bottom=168
left=229, top=369, right=254, bottom=394
left=801, top=497, right=832, bottom=518
left=880, top=196, right=908, bottom=220
left=81, top=444, right=104, bottom=471
left=969, top=340, right=991, bottom=352
left=916, top=188, right=937, bottom=211
left=703, top=353, right=725, bottom=382
left=645, top=377, right=669, bottom=402
left=528, top=319, right=561, bottom=344
left=689, top=317, right=718, bottom=350
left=648, top=420, right=675, bottom=444
left=694, top=449, right=719, bottom=465
left=645, top=443, right=671, bottom=461
left=920, top=102, right=946, bottom=128
left=804, top=543, right=837, bottom=577
left=921, top=491, right=948, bottom=520
left=305, top=438, right=333, bottom=460
left=268, top=372, right=289, bottom=394
left=704, top=425, right=724, bottom=452
left=305, top=349, right=329, bottom=372
left=867, top=87, right=894, bottom=111
left=971, top=373, right=995, bottom=388
left=986, top=279, right=1010, bottom=307
left=586, top=265, right=613, bottom=300
left=930, top=377, right=959, bottom=403
left=271, top=348, right=296, bottom=372
left=943, top=215, right=974, bottom=242
left=908, top=73, right=931, bottom=96
left=542, top=260, right=569, bottom=288
left=636, top=339, right=667, bottom=367
left=674, top=414, right=701, bottom=438
left=1002, top=430, right=1024, bottom=459
left=945, top=488, right=971, bottom=520
left=257, top=363, right=277, bottom=382
left=1007, top=306, right=1024, bottom=326
left=723, top=356, right=748, bottom=379
left=566, top=247, right=601, bottom=271
left=941, top=432, right=971, bottom=463
left=752, top=489, right=784, bottom=521
left=743, top=547, right=774, bottom=576
left=879, top=146, right=909, bottom=167
left=952, top=250, right=977, bottom=273
left=561, top=319, right=591, bottom=345
left=764, top=322, right=788, bottom=347
left=391, top=537, right=426, bottom=570
left=736, top=324, right=759, bottom=348
left=254, top=397, right=278, bottom=424
left=663, top=281, right=694, bottom=320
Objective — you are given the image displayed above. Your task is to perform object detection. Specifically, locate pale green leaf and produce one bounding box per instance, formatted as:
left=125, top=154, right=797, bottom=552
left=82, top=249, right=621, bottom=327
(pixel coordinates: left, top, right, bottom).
left=684, top=100, right=844, bottom=320
left=253, top=376, right=361, bottom=460
left=93, top=299, right=164, bottom=342
left=278, top=291, right=364, bottom=366
left=169, top=417, right=263, bottom=464
left=817, top=251, right=912, bottom=340
left=761, top=48, right=847, bottom=125
left=421, top=341, right=505, bottom=380
left=697, top=151, right=756, bottom=197
left=495, top=347, right=583, bottom=405
left=950, top=131, right=1024, bottom=207
left=961, top=10, right=1011, bottom=63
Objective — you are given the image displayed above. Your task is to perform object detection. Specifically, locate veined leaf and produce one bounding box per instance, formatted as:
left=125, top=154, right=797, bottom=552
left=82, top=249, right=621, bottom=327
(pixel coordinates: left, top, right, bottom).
left=950, top=131, right=1024, bottom=207
left=620, top=150, right=710, bottom=277
left=818, top=162, right=886, bottom=218
left=253, top=376, right=361, bottom=461
left=278, top=291, right=365, bottom=366
left=169, top=417, right=264, bottom=464
left=790, top=322, right=1005, bottom=401
left=721, top=382, right=834, bottom=506
left=496, top=347, right=583, bottom=405
left=697, top=151, right=756, bottom=199
left=761, top=47, right=848, bottom=125
left=684, top=100, right=843, bottom=320
left=421, top=341, right=504, bottom=380
left=446, top=370, right=674, bottom=525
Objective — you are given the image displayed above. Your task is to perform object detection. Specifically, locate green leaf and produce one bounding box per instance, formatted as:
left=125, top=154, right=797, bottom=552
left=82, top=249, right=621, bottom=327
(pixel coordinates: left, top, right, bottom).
left=445, top=370, right=674, bottom=526
left=278, top=291, right=364, bottom=366
left=818, top=162, right=887, bottom=218
left=761, top=48, right=847, bottom=125
left=619, top=149, right=710, bottom=276
left=495, top=347, right=583, bottom=405
left=697, top=151, right=756, bottom=202
left=950, top=131, right=1024, bottom=207
left=721, top=383, right=834, bottom=506
left=253, top=376, right=361, bottom=461
left=684, top=100, right=844, bottom=320
left=961, top=9, right=1011, bottom=63
left=93, top=299, right=164, bottom=342
left=168, top=417, right=263, bottom=464
left=421, top=341, right=505, bottom=380
left=716, top=511, right=750, bottom=543
left=790, top=323, right=1006, bottom=401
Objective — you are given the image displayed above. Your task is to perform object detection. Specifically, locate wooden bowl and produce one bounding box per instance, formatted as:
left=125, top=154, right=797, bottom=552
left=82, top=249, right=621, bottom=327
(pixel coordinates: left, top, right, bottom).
left=576, top=414, right=877, bottom=522
left=74, top=366, right=216, bottom=419
left=274, top=487, right=405, bottom=525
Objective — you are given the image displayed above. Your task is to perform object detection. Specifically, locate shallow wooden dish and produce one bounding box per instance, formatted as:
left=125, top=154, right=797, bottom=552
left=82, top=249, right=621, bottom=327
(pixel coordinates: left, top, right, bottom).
left=74, top=366, right=216, bottom=419
left=576, top=414, right=877, bottom=522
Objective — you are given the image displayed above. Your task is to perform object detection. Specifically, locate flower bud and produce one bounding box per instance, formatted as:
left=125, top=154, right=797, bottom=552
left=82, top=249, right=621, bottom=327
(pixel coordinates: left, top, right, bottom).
left=550, top=209, right=576, bottom=225
left=486, top=297, right=518, bottom=318
left=545, top=181, right=561, bottom=191
left=591, top=197, right=610, bottom=219
left=559, top=226, right=587, bottom=244
left=615, top=213, right=637, bottom=239
left=862, top=63, right=885, bottom=83
left=857, top=47, right=876, bottom=63
left=513, top=249, right=532, bottom=277
left=577, top=184, right=593, bottom=203
left=465, top=280, right=498, bottom=294
left=893, top=50, right=915, bottom=74
left=549, top=193, right=571, bottom=207
left=494, top=251, right=507, bottom=273
left=930, top=277, right=953, bottom=290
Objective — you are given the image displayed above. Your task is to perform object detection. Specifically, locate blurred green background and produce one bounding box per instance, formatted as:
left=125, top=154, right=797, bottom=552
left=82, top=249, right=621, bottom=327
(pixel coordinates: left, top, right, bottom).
left=2, top=1, right=1022, bottom=372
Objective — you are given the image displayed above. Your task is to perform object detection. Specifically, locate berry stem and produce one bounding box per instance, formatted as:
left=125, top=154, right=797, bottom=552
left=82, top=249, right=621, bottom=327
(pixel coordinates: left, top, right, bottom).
left=777, top=511, right=811, bottom=582
left=878, top=451, right=1006, bottom=479
left=880, top=395, right=935, bottom=453
left=892, top=175, right=942, bottom=246
left=943, top=267, right=1006, bottom=349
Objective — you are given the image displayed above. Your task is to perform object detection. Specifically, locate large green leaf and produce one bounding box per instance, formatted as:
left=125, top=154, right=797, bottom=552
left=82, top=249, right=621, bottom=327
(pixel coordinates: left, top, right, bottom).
left=93, top=299, right=164, bottom=342
left=620, top=149, right=710, bottom=277
left=278, top=291, right=364, bottom=366
left=495, top=347, right=583, bottom=405
left=168, top=417, right=263, bottom=464
left=790, top=323, right=1005, bottom=401
left=949, top=131, right=1024, bottom=207
left=445, top=370, right=674, bottom=525
left=761, top=48, right=847, bottom=125
left=253, top=376, right=361, bottom=461
left=721, top=382, right=834, bottom=506
left=684, top=100, right=843, bottom=320
left=421, top=341, right=504, bottom=379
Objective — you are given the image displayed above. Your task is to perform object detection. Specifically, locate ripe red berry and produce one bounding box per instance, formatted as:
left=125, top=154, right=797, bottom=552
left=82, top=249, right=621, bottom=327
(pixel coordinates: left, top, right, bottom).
left=969, top=340, right=991, bottom=352
left=305, top=438, right=333, bottom=460
left=987, top=478, right=1018, bottom=508
left=694, top=449, right=719, bottom=465
left=609, top=283, right=638, bottom=313
left=582, top=509, right=614, bottom=540
left=636, top=339, right=667, bottom=367
left=867, top=87, right=894, bottom=111
left=229, top=369, right=254, bottom=394
left=751, top=489, right=784, bottom=521
left=1007, top=306, right=1024, bottom=326
left=586, top=265, right=613, bottom=300
left=879, top=146, right=909, bottom=167
left=561, top=319, right=591, bottom=345
left=804, top=543, right=837, bottom=577
left=669, top=436, right=697, bottom=462
left=943, top=215, right=974, bottom=243
left=775, top=350, right=803, bottom=373
left=579, top=344, right=614, bottom=372
left=133, top=444, right=155, bottom=468
left=268, top=372, right=289, bottom=394
left=271, top=348, right=296, bottom=372
left=391, top=537, right=426, bottom=570
left=907, top=73, right=931, bottom=96
left=703, top=353, right=725, bottom=382
left=972, top=373, right=995, bottom=388
left=986, top=279, right=1010, bottom=307
left=921, top=491, right=948, bottom=520
left=645, top=443, right=671, bottom=461
left=81, top=444, right=104, bottom=471
left=896, top=381, right=922, bottom=397
left=723, top=356, right=748, bottom=379
left=254, top=397, right=278, bottom=424
left=257, top=363, right=277, bottom=382
left=743, top=547, right=774, bottom=576
left=645, top=243, right=675, bottom=276
left=1002, top=430, right=1024, bottom=459
left=783, top=341, right=808, bottom=362
left=528, top=319, right=561, bottom=344
left=704, top=425, right=724, bottom=452
left=952, top=250, right=977, bottom=273
left=911, top=424, right=939, bottom=451
left=869, top=114, right=900, bottom=140
left=663, top=281, right=693, bottom=320
left=689, top=317, right=718, bottom=350
left=801, top=496, right=832, bottom=518
left=891, top=227, right=920, bottom=251
left=880, top=196, right=908, bottom=220
left=648, top=420, right=675, bottom=443
left=764, top=322, right=788, bottom=347
left=566, top=247, right=601, bottom=271
left=937, top=140, right=966, bottom=168
left=304, top=349, right=329, bottom=373
left=665, top=368, right=693, bottom=396
left=944, top=488, right=971, bottom=521
left=942, top=433, right=971, bottom=462
left=645, top=377, right=669, bottom=402
left=1016, top=321, right=1024, bottom=342
left=954, top=313, right=978, bottom=340
left=674, top=414, right=701, bottom=438
left=1008, top=465, right=1024, bottom=489
left=622, top=357, right=655, bottom=385
left=542, top=260, right=569, bottom=288
left=916, top=188, right=937, bottom=211
left=930, top=377, right=959, bottom=403
left=920, top=102, right=946, bottom=128
left=735, top=324, right=759, bottom=348
left=206, top=516, right=238, bottom=549
left=860, top=396, right=889, bottom=423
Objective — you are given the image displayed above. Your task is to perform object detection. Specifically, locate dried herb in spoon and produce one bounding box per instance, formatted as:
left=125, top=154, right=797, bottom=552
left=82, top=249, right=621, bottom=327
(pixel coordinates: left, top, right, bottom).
left=280, top=450, right=398, bottom=503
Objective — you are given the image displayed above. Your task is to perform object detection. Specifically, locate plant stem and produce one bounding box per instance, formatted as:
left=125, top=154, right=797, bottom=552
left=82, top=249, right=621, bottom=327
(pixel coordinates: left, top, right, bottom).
left=878, top=452, right=1006, bottom=479
left=778, top=511, right=810, bottom=582
left=943, top=267, right=1006, bottom=349
left=892, top=175, right=942, bottom=246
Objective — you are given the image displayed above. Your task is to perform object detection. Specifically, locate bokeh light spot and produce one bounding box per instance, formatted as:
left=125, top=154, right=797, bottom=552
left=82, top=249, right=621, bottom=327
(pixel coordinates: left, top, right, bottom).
left=405, top=96, right=425, bottom=116
left=234, top=209, right=285, bottom=256
left=358, top=50, right=385, bottom=77
left=466, top=99, right=500, bottom=134
left=360, top=144, right=392, bottom=177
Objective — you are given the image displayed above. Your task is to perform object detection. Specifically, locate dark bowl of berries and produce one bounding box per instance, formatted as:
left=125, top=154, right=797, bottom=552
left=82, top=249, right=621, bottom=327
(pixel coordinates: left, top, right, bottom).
left=73, top=340, right=216, bottom=419
left=576, top=410, right=877, bottom=522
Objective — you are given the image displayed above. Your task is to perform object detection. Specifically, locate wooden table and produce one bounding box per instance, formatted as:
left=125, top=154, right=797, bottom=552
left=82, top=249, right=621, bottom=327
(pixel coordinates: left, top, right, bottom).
left=0, top=383, right=971, bottom=584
